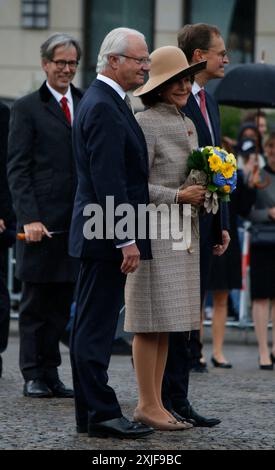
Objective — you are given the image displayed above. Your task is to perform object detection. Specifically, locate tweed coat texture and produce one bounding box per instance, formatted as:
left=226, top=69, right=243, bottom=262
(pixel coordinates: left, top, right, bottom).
left=125, top=102, right=201, bottom=333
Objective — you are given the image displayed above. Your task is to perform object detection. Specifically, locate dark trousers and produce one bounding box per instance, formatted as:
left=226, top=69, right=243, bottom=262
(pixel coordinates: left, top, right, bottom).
left=19, top=281, right=74, bottom=381
left=163, top=236, right=214, bottom=406
left=162, top=332, right=190, bottom=410
left=189, top=240, right=214, bottom=366
left=70, top=259, right=126, bottom=426
left=0, top=251, right=10, bottom=354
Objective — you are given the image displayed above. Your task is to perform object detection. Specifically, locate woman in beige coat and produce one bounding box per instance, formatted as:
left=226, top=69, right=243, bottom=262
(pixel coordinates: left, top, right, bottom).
left=124, top=46, right=207, bottom=430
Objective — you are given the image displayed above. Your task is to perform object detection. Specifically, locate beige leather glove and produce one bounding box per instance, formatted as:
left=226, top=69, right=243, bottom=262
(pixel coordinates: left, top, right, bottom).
left=204, top=190, right=219, bottom=214
left=183, top=170, right=220, bottom=216
left=183, top=169, right=208, bottom=187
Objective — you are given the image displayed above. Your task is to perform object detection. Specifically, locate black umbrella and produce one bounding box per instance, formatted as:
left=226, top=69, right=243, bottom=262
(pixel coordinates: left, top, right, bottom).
left=214, top=62, right=275, bottom=188
left=214, top=63, right=275, bottom=108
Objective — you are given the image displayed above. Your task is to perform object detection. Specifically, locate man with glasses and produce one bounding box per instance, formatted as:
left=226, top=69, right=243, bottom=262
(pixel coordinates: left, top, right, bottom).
left=8, top=33, right=83, bottom=398
left=69, top=27, right=153, bottom=439
left=162, top=23, right=230, bottom=427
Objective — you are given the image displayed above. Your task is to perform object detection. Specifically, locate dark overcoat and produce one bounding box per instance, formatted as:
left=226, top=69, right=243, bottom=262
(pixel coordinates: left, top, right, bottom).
left=7, top=82, right=83, bottom=282
left=0, top=102, right=13, bottom=225
left=69, top=79, right=152, bottom=262
left=0, top=102, right=16, bottom=249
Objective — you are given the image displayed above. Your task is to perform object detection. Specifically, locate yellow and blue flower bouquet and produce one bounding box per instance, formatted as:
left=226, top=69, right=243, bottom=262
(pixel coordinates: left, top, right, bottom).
left=186, top=146, right=237, bottom=213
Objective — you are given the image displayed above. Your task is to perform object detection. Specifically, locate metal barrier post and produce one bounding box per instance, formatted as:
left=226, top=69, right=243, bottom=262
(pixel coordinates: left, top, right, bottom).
left=8, top=247, right=20, bottom=319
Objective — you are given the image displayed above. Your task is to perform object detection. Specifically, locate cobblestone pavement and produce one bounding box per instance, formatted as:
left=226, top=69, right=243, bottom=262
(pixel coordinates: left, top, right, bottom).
left=1, top=323, right=275, bottom=450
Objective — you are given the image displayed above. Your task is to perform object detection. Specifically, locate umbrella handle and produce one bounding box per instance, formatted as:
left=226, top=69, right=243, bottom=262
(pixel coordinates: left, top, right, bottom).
left=17, top=233, right=27, bottom=240
left=16, top=232, right=47, bottom=241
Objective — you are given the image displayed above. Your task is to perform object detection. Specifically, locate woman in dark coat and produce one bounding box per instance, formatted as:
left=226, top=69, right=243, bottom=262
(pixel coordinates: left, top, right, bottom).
left=207, top=170, right=256, bottom=367
left=249, top=133, right=275, bottom=369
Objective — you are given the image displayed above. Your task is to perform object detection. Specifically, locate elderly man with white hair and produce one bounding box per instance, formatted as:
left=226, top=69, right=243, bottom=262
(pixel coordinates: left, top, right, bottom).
left=69, top=27, right=154, bottom=439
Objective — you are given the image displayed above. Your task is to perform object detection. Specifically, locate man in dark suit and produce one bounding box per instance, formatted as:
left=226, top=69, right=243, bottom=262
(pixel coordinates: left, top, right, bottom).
left=0, top=101, right=15, bottom=377
left=162, top=23, right=230, bottom=427
left=69, top=27, right=153, bottom=439
left=7, top=33, right=83, bottom=398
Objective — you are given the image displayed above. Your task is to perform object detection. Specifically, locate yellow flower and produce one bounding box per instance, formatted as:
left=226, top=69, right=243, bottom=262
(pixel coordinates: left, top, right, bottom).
left=208, top=154, right=222, bottom=172
left=222, top=185, right=231, bottom=193
left=225, top=153, right=237, bottom=168
left=221, top=162, right=235, bottom=178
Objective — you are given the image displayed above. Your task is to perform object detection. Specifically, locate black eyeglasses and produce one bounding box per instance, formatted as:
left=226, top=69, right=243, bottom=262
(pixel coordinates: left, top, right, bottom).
left=51, top=60, right=79, bottom=70
left=119, top=54, right=151, bottom=65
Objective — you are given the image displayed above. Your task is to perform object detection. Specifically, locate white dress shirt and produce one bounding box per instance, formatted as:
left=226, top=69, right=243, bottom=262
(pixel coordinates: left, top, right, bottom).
left=46, top=81, right=74, bottom=122
left=97, top=74, right=126, bottom=100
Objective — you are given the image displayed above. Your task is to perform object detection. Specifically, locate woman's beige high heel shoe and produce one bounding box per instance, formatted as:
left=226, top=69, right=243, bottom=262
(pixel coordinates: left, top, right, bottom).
left=133, top=409, right=192, bottom=431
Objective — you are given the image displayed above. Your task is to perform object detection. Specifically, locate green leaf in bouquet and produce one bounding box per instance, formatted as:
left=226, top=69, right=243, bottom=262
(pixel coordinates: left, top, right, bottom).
left=219, top=194, right=230, bottom=202
left=201, top=149, right=211, bottom=171
left=186, top=150, right=206, bottom=172
left=207, top=183, right=219, bottom=192
left=202, top=148, right=211, bottom=160
left=202, top=157, right=209, bottom=173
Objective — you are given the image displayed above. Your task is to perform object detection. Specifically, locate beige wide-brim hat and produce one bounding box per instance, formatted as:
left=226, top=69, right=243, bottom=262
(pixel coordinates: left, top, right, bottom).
left=134, top=46, right=207, bottom=97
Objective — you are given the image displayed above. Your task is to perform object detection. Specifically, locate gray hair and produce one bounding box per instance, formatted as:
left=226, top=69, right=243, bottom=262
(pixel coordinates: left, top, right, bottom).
left=40, top=33, right=82, bottom=61
left=96, top=27, right=145, bottom=73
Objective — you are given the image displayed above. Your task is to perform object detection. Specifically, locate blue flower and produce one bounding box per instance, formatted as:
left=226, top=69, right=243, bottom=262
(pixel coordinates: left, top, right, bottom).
left=214, top=149, right=226, bottom=161
left=227, top=171, right=237, bottom=185
left=225, top=171, right=237, bottom=192
left=213, top=172, right=227, bottom=187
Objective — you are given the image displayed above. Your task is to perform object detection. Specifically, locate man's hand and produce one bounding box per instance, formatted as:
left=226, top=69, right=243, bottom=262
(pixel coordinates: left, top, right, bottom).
left=0, top=219, right=6, bottom=233
left=213, top=230, right=231, bottom=256
left=120, top=243, right=140, bottom=274
left=23, top=222, right=52, bottom=243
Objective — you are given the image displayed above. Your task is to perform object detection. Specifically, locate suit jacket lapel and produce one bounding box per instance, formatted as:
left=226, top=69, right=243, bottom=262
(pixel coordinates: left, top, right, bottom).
left=205, top=92, right=221, bottom=146
left=93, top=80, right=149, bottom=173
left=45, top=96, right=71, bottom=129
left=121, top=103, right=149, bottom=174
left=117, top=96, right=149, bottom=175
left=39, top=81, right=82, bottom=129
left=183, top=94, right=213, bottom=146
left=93, top=80, right=145, bottom=140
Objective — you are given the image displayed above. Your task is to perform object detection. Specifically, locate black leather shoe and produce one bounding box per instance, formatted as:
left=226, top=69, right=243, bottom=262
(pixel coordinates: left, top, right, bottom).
left=259, top=363, right=273, bottom=370
left=76, top=424, right=88, bottom=434
left=211, top=357, right=232, bottom=369
left=189, top=362, right=208, bottom=373
left=23, top=379, right=53, bottom=398
left=88, top=416, right=154, bottom=439
left=46, top=379, right=74, bottom=398
left=174, top=404, right=221, bottom=427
